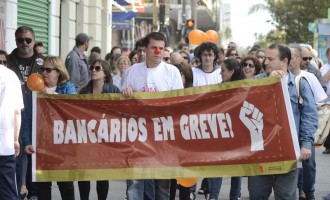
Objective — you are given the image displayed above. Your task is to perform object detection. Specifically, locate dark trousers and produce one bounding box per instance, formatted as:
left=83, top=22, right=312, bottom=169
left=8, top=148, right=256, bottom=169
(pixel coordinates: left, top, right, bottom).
left=26, top=154, right=38, bottom=198
left=37, top=181, right=75, bottom=200
left=78, top=180, right=109, bottom=200
left=169, top=179, right=190, bottom=200
left=0, top=155, right=19, bottom=200
left=324, top=135, right=330, bottom=148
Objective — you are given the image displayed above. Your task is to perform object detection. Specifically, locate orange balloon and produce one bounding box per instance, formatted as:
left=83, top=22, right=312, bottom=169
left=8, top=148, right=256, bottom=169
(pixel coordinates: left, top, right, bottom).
left=188, top=30, right=209, bottom=45
left=205, top=30, right=219, bottom=43
left=27, top=73, right=45, bottom=91
left=176, top=178, right=198, bottom=187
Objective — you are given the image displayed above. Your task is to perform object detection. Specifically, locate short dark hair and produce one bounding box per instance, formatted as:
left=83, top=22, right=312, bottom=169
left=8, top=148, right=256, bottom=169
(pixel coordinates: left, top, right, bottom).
left=15, top=26, right=35, bottom=39
left=178, top=42, right=188, bottom=50
left=91, top=46, right=101, bottom=54
left=196, top=42, right=219, bottom=64
left=142, top=32, right=167, bottom=47
left=135, top=39, right=144, bottom=50
left=223, top=58, right=245, bottom=81
left=110, top=46, right=122, bottom=56
left=268, top=43, right=291, bottom=65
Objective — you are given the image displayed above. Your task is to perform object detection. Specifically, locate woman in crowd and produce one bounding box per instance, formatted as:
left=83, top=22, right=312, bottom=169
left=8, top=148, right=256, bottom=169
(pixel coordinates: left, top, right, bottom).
left=129, top=50, right=138, bottom=65
left=225, top=48, right=239, bottom=59
left=78, top=59, right=120, bottom=200
left=112, top=55, right=131, bottom=88
left=240, top=56, right=262, bottom=79
left=169, top=62, right=193, bottom=200
left=208, top=58, right=245, bottom=200
left=21, top=56, right=76, bottom=200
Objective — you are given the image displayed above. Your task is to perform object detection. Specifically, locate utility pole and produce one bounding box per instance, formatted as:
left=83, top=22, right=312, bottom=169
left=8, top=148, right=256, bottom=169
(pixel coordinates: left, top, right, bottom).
left=153, top=0, right=159, bottom=31
left=191, top=0, right=197, bottom=29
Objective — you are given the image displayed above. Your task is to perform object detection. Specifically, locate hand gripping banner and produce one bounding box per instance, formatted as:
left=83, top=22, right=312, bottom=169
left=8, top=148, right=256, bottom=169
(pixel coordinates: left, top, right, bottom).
left=32, top=77, right=300, bottom=181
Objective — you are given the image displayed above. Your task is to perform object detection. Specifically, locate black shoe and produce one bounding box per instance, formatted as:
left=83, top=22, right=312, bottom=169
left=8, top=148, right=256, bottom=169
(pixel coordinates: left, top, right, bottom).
left=323, top=148, right=330, bottom=154
left=305, top=195, right=315, bottom=200
left=299, top=189, right=306, bottom=200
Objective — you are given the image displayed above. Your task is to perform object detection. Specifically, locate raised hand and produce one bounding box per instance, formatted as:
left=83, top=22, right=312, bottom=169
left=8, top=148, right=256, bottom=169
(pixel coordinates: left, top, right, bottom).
left=239, top=101, right=264, bottom=151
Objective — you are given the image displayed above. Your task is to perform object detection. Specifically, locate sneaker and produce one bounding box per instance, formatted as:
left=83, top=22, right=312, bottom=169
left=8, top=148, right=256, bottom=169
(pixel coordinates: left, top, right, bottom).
left=305, top=196, right=315, bottom=200
left=323, top=148, right=330, bottom=154
left=190, top=192, right=196, bottom=200
left=299, top=189, right=306, bottom=200
left=198, top=188, right=206, bottom=194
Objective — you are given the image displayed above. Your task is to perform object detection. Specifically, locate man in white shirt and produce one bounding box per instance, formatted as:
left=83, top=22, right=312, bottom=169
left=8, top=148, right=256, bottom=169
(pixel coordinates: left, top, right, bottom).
left=0, top=65, right=24, bottom=199
left=319, top=47, right=330, bottom=155
left=290, top=46, right=323, bottom=200
left=122, top=32, right=183, bottom=200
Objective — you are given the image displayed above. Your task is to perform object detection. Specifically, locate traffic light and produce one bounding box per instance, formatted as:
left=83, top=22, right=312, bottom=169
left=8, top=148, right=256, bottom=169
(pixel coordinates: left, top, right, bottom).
left=186, top=19, right=194, bottom=28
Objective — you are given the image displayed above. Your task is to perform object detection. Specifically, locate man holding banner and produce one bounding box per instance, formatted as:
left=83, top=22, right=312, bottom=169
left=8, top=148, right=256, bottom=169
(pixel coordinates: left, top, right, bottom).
left=121, top=32, right=183, bottom=200
left=249, top=43, right=318, bottom=200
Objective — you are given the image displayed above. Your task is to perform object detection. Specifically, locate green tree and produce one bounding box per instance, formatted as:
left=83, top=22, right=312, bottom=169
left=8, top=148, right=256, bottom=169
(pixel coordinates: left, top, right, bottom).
left=249, top=0, right=330, bottom=44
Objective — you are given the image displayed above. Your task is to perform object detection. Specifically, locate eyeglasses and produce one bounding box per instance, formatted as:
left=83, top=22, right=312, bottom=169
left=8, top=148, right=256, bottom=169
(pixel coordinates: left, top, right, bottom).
left=230, top=54, right=238, bottom=56
left=0, top=60, right=7, bottom=65
left=89, top=65, right=103, bottom=72
left=163, top=57, right=170, bottom=62
left=40, top=67, right=57, bottom=73
left=243, top=63, right=255, bottom=68
left=16, top=38, right=33, bottom=44
left=302, top=57, right=313, bottom=61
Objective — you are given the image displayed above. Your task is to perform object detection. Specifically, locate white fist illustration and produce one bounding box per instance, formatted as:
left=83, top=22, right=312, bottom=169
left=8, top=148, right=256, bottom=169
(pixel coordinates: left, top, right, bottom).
left=239, top=101, right=264, bottom=151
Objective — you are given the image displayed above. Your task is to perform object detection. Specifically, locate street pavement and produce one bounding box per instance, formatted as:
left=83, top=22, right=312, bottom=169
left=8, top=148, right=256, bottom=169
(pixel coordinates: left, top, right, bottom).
left=49, top=147, right=330, bottom=199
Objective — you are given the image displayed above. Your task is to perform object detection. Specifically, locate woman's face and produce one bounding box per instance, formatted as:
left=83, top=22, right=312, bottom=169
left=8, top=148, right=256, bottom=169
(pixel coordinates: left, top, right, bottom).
left=242, top=59, right=256, bottom=79
left=220, top=63, right=233, bottom=82
left=41, top=60, right=60, bottom=87
left=118, top=59, right=130, bottom=74
left=256, top=51, right=265, bottom=64
left=90, top=61, right=106, bottom=81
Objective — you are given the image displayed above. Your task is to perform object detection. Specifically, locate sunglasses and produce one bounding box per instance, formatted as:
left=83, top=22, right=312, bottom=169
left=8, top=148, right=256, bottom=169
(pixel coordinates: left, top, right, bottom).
left=89, top=65, right=103, bottom=72
left=183, top=56, right=189, bottom=60
left=230, top=54, right=238, bottom=56
left=0, top=60, right=7, bottom=65
left=40, top=67, right=57, bottom=73
left=302, top=57, right=313, bottom=61
left=243, top=63, right=255, bottom=68
left=16, top=38, right=33, bottom=44
left=163, top=57, right=170, bottom=62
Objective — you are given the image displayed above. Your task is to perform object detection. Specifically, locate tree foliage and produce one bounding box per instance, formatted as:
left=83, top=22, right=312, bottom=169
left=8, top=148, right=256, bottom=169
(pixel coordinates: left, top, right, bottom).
left=250, top=0, right=330, bottom=44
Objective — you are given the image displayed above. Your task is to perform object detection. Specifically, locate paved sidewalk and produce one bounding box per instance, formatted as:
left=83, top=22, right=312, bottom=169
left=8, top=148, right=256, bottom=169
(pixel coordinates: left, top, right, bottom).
left=50, top=147, right=330, bottom=199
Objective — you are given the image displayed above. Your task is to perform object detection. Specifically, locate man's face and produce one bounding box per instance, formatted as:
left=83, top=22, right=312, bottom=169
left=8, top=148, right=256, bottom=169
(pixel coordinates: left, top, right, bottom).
left=264, top=48, right=286, bottom=74
left=112, top=48, right=122, bottom=55
left=300, top=47, right=312, bottom=70
left=16, top=31, right=35, bottom=56
left=144, top=38, right=165, bottom=64
left=201, top=50, right=215, bottom=68
left=181, top=45, right=190, bottom=55
left=162, top=50, right=171, bottom=64
left=85, top=41, right=89, bottom=52
left=289, top=48, right=301, bottom=72
left=137, top=46, right=146, bottom=62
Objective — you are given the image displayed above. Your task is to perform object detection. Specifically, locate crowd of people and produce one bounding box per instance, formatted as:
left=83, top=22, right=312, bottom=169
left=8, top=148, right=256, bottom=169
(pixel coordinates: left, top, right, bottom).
left=1, top=25, right=330, bottom=200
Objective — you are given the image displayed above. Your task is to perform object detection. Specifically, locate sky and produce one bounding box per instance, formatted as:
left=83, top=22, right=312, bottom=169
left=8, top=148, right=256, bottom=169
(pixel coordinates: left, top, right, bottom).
left=223, top=0, right=274, bottom=48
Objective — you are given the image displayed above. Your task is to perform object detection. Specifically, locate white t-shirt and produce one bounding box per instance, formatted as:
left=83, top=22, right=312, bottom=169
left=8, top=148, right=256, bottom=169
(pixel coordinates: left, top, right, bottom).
left=300, top=70, right=327, bottom=103
left=0, top=66, right=24, bottom=155
left=192, top=67, right=222, bottom=87
left=320, top=63, right=330, bottom=96
left=121, top=61, right=184, bottom=92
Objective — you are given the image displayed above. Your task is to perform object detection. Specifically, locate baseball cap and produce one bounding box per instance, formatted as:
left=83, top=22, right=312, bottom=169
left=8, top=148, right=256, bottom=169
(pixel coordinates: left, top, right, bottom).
left=75, top=33, right=91, bottom=43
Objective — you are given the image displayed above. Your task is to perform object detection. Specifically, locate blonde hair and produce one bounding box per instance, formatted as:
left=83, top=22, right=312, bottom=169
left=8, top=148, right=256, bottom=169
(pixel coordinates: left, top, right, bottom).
left=44, top=56, right=70, bottom=84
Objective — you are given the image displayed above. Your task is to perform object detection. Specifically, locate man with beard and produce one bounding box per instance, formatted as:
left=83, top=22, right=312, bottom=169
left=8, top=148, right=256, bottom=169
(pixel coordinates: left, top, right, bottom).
left=65, top=32, right=90, bottom=90
left=7, top=26, right=44, bottom=200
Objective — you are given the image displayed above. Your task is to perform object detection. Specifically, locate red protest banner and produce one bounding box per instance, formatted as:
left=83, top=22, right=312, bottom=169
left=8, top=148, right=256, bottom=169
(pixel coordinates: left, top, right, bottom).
left=32, top=77, right=300, bottom=182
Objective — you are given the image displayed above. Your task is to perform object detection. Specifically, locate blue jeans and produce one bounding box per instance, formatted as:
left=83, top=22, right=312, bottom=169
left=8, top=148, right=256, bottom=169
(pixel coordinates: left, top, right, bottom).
left=208, top=177, right=241, bottom=200
left=297, top=147, right=316, bottom=198
left=248, top=168, right=298, bottom=200
left=127, top=179, right=170, bottom=200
